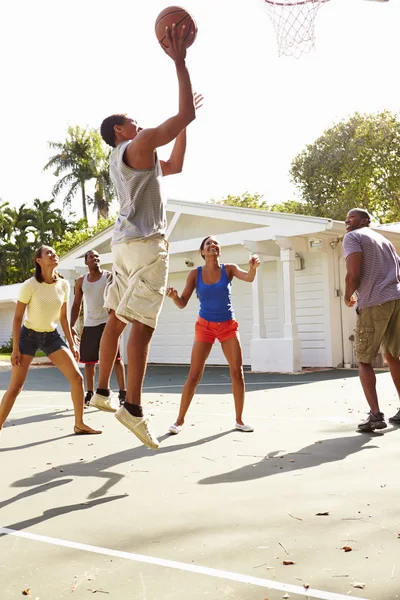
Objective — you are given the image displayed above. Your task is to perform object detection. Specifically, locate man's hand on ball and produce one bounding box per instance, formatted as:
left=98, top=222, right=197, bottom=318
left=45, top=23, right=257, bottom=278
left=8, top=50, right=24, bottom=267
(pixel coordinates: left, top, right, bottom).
left=162, top=23, right=191, bottom=63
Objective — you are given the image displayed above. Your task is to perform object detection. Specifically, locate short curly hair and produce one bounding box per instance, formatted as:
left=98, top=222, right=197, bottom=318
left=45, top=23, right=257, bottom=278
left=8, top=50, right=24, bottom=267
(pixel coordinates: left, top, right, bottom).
left=100, top=114, right=127, bottom=148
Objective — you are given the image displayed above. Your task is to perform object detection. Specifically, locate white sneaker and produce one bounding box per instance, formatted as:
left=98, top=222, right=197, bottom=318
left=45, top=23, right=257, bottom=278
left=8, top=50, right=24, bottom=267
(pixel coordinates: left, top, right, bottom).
left=115, top=406, right=159, bottom=450
left=168, top=424, right=182, bottom=435
left=235, top=423, right=254, bottom=432
left=89, top=392, right=118, bottom=413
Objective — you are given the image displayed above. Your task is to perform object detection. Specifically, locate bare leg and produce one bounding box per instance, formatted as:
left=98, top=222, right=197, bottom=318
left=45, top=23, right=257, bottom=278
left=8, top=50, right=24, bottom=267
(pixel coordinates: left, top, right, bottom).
left=0, top=355, right=33, bottom=428
left=113, top=359, right=126, bottom=391
left=221, top=336, right=246, bottom=424
left=125, top=321, right=155, bottom=406
left=98, top=310, right=126, bottom=390
left=358, top=361, right=380, bottom=414
left=175, top=341, right=213, bottom=426
left=49, top=348, right=100, bottom=433
left=84, top=363, right=96, bottom=392
left=384, top=353, right=400, bottom=396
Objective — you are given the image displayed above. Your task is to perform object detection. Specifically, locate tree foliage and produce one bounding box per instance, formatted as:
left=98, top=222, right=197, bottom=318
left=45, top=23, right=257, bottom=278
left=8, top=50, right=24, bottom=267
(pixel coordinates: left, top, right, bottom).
left=290, top=110, right=400, bottom=222
left=210, top=192, right=269, bottom=210
left=44, top=126, right=114, bottom=221
left=53, top=217, right=115, bottom=256
left=0, top=199, right=70, bottom=285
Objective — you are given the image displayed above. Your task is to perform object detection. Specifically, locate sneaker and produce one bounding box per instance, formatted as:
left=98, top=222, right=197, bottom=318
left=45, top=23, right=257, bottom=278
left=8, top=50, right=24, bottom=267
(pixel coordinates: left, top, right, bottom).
left=115, top=406, right=159, bottom=450
left=357, top=411, right=387, bottom=432
left=84, top=391, right=94, bottom=407
left=235, top=423, right=254, bottom=432
left=89, top=392, right=118, bottom=413
left=169, top=424, right=182, bottom=435
left=389, top=408, right=400, bottom=424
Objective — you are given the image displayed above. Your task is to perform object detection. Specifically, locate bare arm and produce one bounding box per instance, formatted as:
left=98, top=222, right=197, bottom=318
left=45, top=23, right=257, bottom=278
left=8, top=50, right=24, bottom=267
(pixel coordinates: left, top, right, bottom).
left=166, top=269, right=197, bottom=308
left=345, top=252, right=362, bottom=306
left=60, top=302, right=79, bottom=361
left=160, top=93, right=203, bottom=176
left=70, top=276, right=84, bottom=330
left=125, top=27, right=195, bottom=169
left=226, top=255, right=261, bottom=283
left=10, top=301, right=27, bottom=367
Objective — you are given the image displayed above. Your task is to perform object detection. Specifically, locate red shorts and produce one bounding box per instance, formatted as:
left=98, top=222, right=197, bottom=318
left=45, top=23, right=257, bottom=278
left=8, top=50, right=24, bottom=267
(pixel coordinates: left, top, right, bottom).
left=194, top=316, right=239, bottom=344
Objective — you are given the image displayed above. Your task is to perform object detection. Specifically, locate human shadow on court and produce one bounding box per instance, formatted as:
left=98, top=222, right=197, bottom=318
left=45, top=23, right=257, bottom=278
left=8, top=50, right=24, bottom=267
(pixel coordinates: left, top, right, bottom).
left=9, top=430, right=232, bottom=503
left=198, top=428, right=397, bottom=486
left=0, top=433, right=76, bottom=453
left=0, top=494, right=128, bottom=537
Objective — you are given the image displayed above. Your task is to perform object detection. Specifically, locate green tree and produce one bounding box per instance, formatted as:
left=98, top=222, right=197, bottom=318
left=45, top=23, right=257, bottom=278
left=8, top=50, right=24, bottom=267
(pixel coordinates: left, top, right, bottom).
left=31, top=199, right=67, bottom=246
left=268, top=200, right=313, bottom=216
left=210, top=192, right=269, bottom=210
left=54, top=216, right=115, bottom=256
left=87, top=157, right=115, bottom=220
left=6, top=204, right=36, bottom=283
left=290, top=110, right=400, bottom=223
left=0, top=201, right=13, bottom=240
left=44, top=126, right=109, bottom=221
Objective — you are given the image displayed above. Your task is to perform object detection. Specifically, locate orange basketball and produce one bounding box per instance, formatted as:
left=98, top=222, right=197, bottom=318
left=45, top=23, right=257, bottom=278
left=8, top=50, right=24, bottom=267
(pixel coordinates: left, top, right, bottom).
left=155, top=6, right=197, bottom=49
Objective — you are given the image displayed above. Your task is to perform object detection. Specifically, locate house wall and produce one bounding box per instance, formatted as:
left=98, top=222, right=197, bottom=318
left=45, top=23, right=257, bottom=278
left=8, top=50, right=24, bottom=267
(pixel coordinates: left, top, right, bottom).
left=0, top=303, right=16, bottom=347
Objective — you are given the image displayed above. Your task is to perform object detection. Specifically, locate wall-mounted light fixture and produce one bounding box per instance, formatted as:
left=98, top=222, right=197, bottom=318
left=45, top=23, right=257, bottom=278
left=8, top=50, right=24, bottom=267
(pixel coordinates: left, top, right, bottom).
left=295, top=253, right=305, bottom=271
left=309, top=238, right=323, bottom=249
left=185, top=259, right=194, bottom=268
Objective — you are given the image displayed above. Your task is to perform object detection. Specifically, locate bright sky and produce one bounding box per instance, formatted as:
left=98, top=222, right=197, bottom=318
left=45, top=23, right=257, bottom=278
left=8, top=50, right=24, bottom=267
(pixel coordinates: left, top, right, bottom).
left=1, top=0, right=399, bottom=223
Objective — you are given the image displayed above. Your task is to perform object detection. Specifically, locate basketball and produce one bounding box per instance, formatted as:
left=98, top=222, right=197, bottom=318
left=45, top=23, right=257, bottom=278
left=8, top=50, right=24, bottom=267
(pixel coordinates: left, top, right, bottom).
left=155, top=6, right=197, bottom=49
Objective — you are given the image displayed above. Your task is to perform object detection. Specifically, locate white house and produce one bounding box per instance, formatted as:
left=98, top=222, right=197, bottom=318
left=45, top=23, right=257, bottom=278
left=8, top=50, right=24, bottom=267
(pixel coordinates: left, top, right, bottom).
left=2, top=199, right=400, bottom=372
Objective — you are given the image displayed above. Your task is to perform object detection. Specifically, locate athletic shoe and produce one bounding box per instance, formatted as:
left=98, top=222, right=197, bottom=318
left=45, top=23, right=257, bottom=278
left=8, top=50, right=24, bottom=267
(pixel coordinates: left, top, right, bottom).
left=357, top=411, right=387, bottom=432
left=168, top=424, right=182, bottom=435
left=84, top=391, right=94, bottom=407
left=389, top=408, right=400, bottom=424
left=89, top=392, right=118, bottom=413
left=115, top=406, right=159, bottom=450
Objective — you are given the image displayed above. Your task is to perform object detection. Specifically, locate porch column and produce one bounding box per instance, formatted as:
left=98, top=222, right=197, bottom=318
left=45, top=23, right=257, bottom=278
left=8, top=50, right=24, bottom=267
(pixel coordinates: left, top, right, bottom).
left=252, top=255, right=266, bottom=339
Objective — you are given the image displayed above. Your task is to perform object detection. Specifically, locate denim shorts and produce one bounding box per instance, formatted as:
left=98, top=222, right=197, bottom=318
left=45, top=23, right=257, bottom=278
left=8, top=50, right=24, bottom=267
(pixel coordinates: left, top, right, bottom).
left=19, top=325, right=68, bottom=357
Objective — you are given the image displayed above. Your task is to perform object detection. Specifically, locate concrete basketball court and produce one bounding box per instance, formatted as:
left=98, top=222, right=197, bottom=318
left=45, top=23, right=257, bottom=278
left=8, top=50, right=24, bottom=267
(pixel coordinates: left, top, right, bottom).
left=1, top=364, right=400, bottom=600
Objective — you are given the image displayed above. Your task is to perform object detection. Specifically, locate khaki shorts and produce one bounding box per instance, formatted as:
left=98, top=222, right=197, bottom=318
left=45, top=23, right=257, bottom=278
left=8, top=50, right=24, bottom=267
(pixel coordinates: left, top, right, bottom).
left=104, top=235, right=169, bottom=329
left=354, top=299, right=400, bottom=363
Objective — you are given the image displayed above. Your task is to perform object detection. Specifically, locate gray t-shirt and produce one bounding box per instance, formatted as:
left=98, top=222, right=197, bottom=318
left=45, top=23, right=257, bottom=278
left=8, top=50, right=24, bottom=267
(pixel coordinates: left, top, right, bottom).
left=110, top=140, right=167, bottom=245
left=342, top=227, right=400, bottom=309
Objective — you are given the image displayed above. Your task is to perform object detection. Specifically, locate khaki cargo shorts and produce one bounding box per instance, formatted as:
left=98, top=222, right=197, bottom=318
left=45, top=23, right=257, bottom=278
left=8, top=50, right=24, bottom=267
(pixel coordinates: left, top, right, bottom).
left=354, top=299, right=400, bottom=364
left=104, top=234, right=169, bottom=329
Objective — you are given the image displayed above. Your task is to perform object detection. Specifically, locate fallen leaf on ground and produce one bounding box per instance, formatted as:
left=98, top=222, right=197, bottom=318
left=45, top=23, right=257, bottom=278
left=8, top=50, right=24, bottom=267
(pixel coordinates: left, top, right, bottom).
left=342, top=546, right=352, bottom=552
left=316, top=511, right=329, bottom=516
left=22, top=590, right=31, bottom=597
left=352, top=583, right=365, bottom=589
left=282, top=594, right=290, bottom=599
left=303, top=583, right=309, bottom=589
left=283, top=560, right=296, bottom=565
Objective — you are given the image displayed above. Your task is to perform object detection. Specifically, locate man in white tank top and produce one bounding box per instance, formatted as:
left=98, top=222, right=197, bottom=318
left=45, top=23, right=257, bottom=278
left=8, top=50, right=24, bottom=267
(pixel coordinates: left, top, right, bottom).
left=71, top=250, right=126, bottom=406
left=92, top=26, right=201, bottom=450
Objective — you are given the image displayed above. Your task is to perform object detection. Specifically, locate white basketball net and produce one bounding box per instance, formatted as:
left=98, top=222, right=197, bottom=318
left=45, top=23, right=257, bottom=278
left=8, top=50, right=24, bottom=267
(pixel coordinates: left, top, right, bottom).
left=261, top=0, right=330, bottom=58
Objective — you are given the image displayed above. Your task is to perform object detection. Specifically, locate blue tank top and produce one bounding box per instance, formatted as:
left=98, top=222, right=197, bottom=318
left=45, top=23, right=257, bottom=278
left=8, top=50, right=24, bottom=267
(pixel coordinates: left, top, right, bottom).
left=196, top=264, right=234, bottom=323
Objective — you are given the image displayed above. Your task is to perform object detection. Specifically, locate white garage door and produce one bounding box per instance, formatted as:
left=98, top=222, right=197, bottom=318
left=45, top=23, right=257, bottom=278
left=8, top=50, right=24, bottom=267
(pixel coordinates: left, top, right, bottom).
left=149, top=268, right=253, bottom=366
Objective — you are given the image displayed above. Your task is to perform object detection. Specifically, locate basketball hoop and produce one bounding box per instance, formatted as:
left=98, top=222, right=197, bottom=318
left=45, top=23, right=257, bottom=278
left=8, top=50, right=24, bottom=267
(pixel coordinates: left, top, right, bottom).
left=261, top=0, right=330, bottom=58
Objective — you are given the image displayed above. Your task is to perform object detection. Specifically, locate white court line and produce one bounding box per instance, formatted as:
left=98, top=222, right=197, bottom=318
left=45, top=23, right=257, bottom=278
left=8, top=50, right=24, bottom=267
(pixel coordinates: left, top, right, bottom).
left=143, top=381, right=301, bottom=390
left=0, top=528, right=368, bottom=600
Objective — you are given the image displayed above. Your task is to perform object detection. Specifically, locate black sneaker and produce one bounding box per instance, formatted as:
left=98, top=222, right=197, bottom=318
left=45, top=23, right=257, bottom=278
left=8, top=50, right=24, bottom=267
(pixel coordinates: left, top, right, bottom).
left=389, top=408, right=400, bottom=424
left=84, top=391, right=94, bottom=407
left=358, top=411, right=387, bottom=432
left=118, top=390, right=127, bottom=407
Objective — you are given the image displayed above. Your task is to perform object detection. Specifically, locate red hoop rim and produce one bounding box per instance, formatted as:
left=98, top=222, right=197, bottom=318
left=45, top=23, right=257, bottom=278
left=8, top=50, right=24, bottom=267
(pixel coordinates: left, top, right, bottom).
left=263, top=0, right=330, bottom=6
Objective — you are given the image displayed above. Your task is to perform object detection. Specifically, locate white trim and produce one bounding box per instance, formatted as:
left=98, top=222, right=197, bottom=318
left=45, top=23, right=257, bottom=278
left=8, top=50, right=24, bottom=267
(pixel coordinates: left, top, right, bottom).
left=166, top=211, right=181, bottom=238
left=0, top=528, right=368, bottom=600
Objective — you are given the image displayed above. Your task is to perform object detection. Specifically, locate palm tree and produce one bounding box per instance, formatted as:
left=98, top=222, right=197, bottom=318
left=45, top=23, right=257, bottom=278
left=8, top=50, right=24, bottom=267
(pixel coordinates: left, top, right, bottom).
left=31, top=199, right=67, bottom=246
left=0, top=200, right=14, bottom=240
left=7, top=204, right=36, bottom=282
left=44, top=126, right=106, bottom=221
left=87, top=158, right=115, bottom=220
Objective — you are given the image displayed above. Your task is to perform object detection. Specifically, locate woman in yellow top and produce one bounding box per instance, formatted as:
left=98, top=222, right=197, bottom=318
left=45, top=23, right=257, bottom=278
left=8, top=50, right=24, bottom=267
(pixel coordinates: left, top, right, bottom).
left=0, top=246, right=101, bottom=436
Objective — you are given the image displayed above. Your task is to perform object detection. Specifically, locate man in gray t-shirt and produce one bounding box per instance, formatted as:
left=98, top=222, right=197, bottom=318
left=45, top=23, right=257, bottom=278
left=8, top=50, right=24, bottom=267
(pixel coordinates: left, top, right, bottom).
left=343, top=208, right=400, bottom=432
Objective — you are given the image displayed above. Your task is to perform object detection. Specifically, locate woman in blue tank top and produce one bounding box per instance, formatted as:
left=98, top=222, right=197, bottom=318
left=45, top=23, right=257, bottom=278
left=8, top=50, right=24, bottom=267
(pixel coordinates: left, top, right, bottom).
left=166, top=235, right=260, bottom=434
